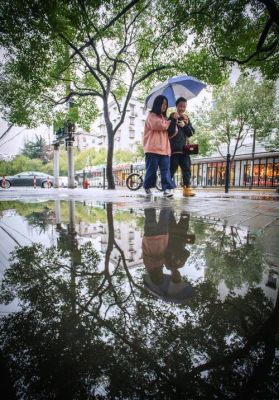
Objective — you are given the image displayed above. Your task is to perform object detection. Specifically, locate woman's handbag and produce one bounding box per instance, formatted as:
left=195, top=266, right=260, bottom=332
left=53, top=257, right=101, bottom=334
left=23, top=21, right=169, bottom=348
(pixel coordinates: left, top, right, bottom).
left=184, top=143, right=199, bottom=155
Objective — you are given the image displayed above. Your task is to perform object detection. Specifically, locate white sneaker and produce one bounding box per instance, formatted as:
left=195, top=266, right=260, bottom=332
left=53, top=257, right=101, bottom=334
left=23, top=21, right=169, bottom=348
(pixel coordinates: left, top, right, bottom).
left=163, top=189, right=173, bottom=198
left=144, top=188, right=152, bottom=196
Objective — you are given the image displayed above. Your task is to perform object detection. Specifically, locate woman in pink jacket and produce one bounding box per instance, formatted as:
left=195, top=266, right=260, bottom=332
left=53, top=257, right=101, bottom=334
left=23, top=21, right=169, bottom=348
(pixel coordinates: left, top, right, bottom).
left=143, top=95, right=178, bottom=197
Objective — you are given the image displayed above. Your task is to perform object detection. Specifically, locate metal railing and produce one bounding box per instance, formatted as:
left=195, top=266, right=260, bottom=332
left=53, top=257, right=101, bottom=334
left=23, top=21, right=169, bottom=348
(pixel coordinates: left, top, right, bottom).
left=75, top=155, right=279, bottom=189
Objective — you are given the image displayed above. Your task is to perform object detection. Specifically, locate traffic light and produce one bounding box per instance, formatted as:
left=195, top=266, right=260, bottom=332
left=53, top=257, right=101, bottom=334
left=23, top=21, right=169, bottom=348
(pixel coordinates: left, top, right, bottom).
left=55, top=127, right=66, bottom=140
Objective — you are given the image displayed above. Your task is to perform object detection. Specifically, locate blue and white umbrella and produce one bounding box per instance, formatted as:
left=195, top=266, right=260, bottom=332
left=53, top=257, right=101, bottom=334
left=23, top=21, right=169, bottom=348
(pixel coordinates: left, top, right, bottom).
left=145, top=75, right=206, bottom=109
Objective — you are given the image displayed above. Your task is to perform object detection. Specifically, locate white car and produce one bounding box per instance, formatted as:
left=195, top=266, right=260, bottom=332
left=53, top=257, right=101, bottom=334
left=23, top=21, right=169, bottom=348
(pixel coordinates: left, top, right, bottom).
left=91, top=177, right=103, bottom=188
left=59, top=176, right=78, bottom=188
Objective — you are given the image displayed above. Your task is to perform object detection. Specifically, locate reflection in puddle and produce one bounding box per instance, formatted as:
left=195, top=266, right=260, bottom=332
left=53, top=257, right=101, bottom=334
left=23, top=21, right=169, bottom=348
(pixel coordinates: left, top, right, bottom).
left=143, top=208, right=195, bottom=304
left=0, top=200, right=278, bottom=399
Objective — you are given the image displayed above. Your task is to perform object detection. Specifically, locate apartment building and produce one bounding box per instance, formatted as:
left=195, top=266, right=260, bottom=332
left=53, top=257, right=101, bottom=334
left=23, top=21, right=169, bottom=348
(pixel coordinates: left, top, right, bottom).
left=91, top=96, right=146, bottom=151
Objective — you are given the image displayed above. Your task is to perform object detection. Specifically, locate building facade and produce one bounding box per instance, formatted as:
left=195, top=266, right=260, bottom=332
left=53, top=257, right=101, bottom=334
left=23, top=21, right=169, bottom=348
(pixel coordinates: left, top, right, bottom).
left=91, top=96, right=146, bottom=152
left=189, top=150, right=279, bottom=188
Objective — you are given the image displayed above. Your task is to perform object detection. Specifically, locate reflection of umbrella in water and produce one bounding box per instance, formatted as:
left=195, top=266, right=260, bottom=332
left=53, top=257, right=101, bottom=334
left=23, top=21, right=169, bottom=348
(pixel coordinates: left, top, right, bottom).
left=143, top=273, right=195, bottom=304
left=145, top=75, right=206, bottom=109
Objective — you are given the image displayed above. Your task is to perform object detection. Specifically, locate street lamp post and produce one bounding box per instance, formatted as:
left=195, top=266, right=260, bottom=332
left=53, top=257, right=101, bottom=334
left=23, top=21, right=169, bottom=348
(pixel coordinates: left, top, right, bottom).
left=225, top=153, right=231, bottom=194
left=66, top=96, right=76, bottom=189
left=249, top=129, right=256, bottom=190
left=53, top=143, right=60, bottom=188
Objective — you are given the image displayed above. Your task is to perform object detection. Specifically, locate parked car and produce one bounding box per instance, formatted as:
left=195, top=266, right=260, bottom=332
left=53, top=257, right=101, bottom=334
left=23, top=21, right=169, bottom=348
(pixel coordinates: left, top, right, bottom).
left=91, top=177, right=103, bottom=188
left=0, top=171, right=54, bottom=188
left=59, top=176, right=78, bottom=188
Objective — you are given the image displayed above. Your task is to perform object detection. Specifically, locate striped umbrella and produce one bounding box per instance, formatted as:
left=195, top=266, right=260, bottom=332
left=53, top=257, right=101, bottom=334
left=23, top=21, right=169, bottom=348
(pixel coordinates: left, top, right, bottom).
left=145, top=75, right=206, bottom=109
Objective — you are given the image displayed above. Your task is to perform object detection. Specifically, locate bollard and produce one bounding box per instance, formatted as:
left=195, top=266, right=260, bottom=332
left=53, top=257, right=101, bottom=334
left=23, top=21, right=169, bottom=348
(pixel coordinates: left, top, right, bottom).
left=33, top=176, right=37, bottom=189
left=47, top=176, right=50, bottom=188
left=83, top=178, right=89, bottom=189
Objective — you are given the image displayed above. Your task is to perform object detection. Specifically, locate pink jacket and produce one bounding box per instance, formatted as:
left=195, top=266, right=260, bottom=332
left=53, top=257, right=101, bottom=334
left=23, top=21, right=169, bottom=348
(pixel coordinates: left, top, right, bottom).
left=142, top=234, right=169, bottom=269
left=143, top=112, right=171, bottom=156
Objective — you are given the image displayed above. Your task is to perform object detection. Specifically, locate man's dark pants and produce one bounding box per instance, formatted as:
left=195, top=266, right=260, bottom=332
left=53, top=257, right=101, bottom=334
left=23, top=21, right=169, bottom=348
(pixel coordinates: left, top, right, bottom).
left=170, top=153, right=191, bottom=187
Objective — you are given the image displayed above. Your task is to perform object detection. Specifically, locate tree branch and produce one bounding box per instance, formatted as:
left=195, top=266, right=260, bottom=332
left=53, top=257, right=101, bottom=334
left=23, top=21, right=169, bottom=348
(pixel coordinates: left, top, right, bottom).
left=257, top=17, right=273, bottom=51
left=114, top=63, right=176, bottom=134
left=110, top=91, right=121, bottom=115
left=0, top=123, right=14, bottom=141
left=69, top=0, right=142, bottom=59
left=113, top=57, right=141, bottom=133
left=50, top=90, right=102, bottom=105
left=222, top=0, right=279, bottom=66
left=133, top=64, right=176, bottom=88
left=259, top=0, right=279, bottom=27
left=59, top=33, right=107, bottom=96
left=217, top=146, right=226, bottom=160
left=77, top=0, right=111, bottom=86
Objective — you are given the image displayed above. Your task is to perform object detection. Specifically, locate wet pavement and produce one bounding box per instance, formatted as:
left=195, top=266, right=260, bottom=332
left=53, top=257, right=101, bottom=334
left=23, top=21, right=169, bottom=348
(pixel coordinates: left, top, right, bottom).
left=0, top=190, right=279, bottom=399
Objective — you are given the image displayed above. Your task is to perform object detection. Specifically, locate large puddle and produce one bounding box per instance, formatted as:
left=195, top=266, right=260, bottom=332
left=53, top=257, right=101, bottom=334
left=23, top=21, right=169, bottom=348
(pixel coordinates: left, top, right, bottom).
left=0, top=200, right=278, bottom=399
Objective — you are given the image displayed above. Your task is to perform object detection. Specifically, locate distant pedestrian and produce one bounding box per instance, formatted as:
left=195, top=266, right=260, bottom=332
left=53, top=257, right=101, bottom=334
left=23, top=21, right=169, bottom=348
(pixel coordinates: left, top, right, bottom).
left=143, top=95, right=178, bottom=198
left=169, top=97, right=196, bottom=196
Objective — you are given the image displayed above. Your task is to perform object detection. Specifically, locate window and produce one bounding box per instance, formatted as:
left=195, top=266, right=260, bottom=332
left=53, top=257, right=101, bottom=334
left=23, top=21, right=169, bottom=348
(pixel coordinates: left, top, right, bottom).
left=266, top=158, right=274, bottom=186
left=274, top=158, right=279, bottom=185
left=130, top=104, right=135, bottom=116
left=130, top=116, right=135, bottom=125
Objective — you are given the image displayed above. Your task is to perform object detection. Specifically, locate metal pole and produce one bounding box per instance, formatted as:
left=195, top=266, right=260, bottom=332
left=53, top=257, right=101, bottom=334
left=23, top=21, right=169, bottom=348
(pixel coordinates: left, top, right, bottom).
left=249, top=128, right=256, bottom=190
left=67, top=139, right=75, bottom=188
left=53, top=143, right=60, bottom=188
left=103, top=167, right=106, bottom=189
left=55, top=199, right=61, bottom=229
left=66, top=93, right=76, bottom=189
left=83, top=169, right=86, bottom=188
left=69, top=199, right=75, bottom=230
left=225, top=153, right=231, bottom=193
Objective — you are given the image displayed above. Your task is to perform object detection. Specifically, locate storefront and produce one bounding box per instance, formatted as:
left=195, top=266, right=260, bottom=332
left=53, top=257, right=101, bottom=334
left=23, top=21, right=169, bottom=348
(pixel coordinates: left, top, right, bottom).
left=191, top=152, right=279, bottom=188
left=75, top=152, right=279, bottom=189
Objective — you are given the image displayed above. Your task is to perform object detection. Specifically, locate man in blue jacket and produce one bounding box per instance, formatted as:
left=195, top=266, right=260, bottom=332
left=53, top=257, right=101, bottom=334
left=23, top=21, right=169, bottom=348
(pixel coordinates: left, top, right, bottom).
left=169, top=97, right=196, bottom=197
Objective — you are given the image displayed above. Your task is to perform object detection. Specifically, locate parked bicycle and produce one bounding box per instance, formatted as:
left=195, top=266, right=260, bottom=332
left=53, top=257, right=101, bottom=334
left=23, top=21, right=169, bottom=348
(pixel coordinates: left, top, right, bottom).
left=126, top=172, right=162, bottom=191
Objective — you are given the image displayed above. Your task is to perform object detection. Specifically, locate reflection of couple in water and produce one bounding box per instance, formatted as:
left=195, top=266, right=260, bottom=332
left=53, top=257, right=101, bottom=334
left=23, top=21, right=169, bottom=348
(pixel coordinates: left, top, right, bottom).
left=142, top=207, right=196, bottom=303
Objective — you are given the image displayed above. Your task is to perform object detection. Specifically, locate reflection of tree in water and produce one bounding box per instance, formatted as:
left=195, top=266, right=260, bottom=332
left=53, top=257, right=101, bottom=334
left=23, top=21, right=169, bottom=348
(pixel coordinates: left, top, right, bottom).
left=25, top=207, right=56, bottom=233
left=0, top=204, right=278, bottom=399
left=190, top=221, right=264, bottom=290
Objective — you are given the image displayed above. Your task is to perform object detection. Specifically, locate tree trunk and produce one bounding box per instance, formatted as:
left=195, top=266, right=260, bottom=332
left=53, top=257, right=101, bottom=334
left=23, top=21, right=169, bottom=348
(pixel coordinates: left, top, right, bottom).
left=68, top=200, right=77, bottom=317
left=106, top=127, right=115, bottom=189
left=103, top=97, right=115, bottom=189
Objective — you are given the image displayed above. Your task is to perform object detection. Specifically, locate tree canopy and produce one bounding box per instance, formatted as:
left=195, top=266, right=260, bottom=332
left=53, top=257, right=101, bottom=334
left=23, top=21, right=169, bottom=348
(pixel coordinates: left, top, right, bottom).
left=193, top=76, right=278, bottom=159
left=0, top=0, right=278, bottom=187
left=167, top=0, right=279, bottom=80
left=21, top=134, right=49, bottom=161
left=0, top=0, right=228, bottom=187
